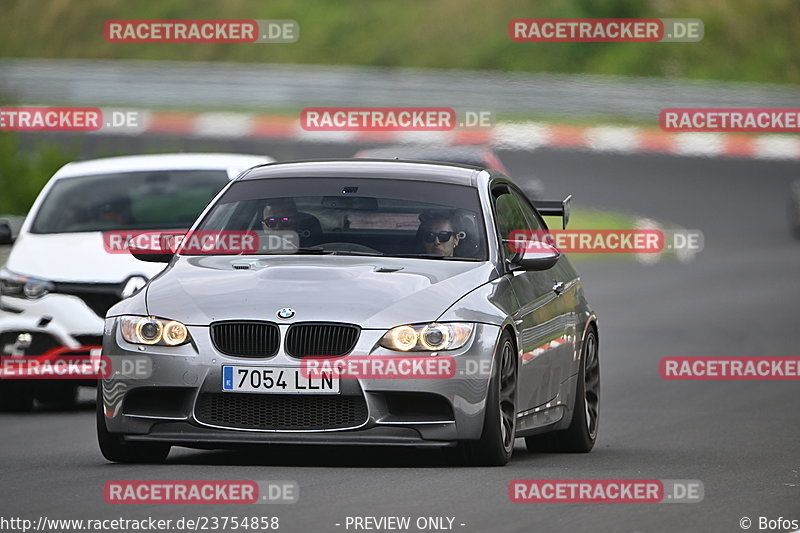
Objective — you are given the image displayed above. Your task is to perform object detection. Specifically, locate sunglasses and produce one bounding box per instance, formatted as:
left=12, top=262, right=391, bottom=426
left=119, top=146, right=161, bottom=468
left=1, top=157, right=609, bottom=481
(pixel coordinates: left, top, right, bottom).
left=261, top=216, right=294, bottom=229
left=423, top=231, right=455, bottom=243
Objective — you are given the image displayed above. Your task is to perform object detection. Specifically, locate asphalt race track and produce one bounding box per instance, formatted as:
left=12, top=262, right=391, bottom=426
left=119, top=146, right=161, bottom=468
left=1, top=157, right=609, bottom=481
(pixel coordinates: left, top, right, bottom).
left=2, top=137, right=799, bottom=533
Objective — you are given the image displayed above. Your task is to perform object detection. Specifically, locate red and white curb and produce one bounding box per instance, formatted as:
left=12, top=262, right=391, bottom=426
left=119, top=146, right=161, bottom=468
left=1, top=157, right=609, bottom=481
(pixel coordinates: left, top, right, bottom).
left=91, top=110, right=800, bottom=160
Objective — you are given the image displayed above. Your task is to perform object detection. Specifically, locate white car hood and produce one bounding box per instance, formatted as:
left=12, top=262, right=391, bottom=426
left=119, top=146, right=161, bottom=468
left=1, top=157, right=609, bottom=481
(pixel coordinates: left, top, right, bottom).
left=5, top=232, right=166, bottom=282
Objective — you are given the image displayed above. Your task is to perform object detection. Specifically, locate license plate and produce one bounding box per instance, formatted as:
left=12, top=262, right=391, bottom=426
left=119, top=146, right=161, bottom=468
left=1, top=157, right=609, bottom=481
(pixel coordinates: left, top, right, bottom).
left=222, top=366, right=340, bottom=394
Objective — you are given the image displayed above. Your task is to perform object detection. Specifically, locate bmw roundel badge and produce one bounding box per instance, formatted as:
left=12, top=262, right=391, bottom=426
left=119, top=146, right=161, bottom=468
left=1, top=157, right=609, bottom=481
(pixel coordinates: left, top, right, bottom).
left=277, top=307, right=295, bottom=319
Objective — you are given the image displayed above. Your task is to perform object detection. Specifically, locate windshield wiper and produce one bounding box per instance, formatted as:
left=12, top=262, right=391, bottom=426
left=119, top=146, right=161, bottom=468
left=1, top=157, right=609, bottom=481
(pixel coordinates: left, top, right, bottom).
left=280, top=247, right=384, bottom=257
left=323, top=250, right=384, bottom=256
left=385, top=253, right=481, bottom=261
left=259, top=248, right=476, bottom=260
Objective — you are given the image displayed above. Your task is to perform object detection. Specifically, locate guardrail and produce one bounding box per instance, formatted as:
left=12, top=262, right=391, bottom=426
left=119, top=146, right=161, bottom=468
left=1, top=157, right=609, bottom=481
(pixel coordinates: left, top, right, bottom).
left=2, top=59, right=799, bottom=120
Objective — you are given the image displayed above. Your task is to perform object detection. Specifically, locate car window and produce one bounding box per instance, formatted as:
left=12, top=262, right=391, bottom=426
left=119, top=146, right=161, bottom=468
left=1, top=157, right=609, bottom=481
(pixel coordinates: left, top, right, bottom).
left=511, top=189, right=545, bottom=232
left=30, top=170, right=230, bottom=233
left=493, top=191, right=531, bottom=260
left=191, top=177, right=487, bottom=260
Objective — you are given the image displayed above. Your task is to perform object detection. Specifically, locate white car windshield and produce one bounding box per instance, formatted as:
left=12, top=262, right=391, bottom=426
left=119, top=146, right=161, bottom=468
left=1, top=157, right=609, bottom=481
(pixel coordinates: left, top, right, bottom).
left=30, top=170, right=230, bottom=233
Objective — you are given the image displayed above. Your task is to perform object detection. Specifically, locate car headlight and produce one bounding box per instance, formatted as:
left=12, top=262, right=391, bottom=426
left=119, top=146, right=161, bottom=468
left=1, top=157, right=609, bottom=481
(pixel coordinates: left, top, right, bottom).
left=379, top=323, right=474, bottom=352
left=0, top=269, right=53, bottom=299
left=119, top=316, right=190, bottom=346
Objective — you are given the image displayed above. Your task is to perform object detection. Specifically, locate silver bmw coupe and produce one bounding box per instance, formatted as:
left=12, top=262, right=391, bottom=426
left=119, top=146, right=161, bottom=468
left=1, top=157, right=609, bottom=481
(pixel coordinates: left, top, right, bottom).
left=97, top=159, right=599, bottom=466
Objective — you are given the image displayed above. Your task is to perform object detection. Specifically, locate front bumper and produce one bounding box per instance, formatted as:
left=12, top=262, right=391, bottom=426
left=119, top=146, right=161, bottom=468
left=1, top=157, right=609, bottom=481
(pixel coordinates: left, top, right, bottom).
left=126, top=423, right=454, bottom=448
left=0, top=296, right=105, bottom=388
left=101, top=320, right=501, bottom=446
left=0, top=293, right=106, bottom=353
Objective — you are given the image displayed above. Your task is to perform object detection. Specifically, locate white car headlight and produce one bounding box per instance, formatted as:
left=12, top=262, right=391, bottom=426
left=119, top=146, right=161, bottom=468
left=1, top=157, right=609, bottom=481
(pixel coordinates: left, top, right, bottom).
left=0, top=269, right=53, bottom=299
left=119, top=316, right=190, bottom=346
left=380, top=323, right=474, bottom=352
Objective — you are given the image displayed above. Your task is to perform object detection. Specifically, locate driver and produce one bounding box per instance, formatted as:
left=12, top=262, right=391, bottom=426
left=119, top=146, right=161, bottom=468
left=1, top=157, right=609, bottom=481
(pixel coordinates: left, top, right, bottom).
left=261, top=198, right=298, bottom=234
left=91, top=198, right=131, bottom=227
left=259, top=198, right=300, bottom=252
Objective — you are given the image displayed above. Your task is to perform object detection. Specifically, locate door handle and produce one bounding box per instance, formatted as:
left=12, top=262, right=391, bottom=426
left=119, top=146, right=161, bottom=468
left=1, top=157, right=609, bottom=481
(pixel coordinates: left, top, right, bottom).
left=552, top=281, right=565, bottom=295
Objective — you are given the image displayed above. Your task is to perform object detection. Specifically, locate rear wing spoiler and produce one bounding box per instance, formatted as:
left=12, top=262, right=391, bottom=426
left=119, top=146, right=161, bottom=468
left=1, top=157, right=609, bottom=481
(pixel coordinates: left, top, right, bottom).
left=532, top=195, right=571, bottom=229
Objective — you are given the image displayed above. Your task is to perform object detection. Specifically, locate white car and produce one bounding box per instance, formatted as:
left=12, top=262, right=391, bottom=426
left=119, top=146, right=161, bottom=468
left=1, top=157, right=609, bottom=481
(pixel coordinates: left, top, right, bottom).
left=0, top=153, right=273, bottom=410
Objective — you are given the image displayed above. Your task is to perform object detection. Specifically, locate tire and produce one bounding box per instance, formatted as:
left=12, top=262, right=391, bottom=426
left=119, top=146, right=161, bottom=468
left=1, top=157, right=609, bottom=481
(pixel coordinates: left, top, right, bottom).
left=36, top=384, right=78, bottom=407
left=459, top=331, right=517, bottom=466
left=525, top=327, right=599, bottom=453
left=0, top=382, right=35, bottom=412
left=96, top=387, right=170, bottom=463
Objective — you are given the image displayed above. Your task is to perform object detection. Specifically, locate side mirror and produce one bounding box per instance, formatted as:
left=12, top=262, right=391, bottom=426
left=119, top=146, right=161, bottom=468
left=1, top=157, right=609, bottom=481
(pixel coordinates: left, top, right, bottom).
left=131, top=250, right=173, bottom=263
left=129, top=240, right=174, bottom=263
left=0, top=221, right=14, bottom=245
left=510, top=242, right=560, bottom=271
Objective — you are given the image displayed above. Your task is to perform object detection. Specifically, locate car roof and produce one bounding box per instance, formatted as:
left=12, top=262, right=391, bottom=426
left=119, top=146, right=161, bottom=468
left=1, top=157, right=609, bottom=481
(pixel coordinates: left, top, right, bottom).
left=52, top=153, right=274, bottom=180
left=241, top=159, right=485, bottom=186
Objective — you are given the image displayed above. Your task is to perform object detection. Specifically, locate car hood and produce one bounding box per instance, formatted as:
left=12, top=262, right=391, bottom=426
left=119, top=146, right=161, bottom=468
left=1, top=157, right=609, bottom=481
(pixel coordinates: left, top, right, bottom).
left=144, top=255, right=498, bottom=328
left=5, top=232, right=166, bottom=282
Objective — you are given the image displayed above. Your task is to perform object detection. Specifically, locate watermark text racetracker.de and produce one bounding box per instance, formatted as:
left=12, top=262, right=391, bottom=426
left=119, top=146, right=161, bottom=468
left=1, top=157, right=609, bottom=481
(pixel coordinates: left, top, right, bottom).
left=0, top=352, right=152, bottom=380
left=509, top=18, right=703, bottom=42
left=661, top=357, right=800, bottom=380
left=507, top=229, right=704, bottom=254
left=300, top=107, right=495, bottom=131
left=301, top=356, right=456, bottom=380
left=661, top=108, right=800, bottom=132
left=104, top=480, right=297, bottom=504
left=104, top=19, right=298, bottom=43
left=102, top=230, right=300, bottom=255
left=0, top=107, right=143, bottom=132
left=0, top=515, right=281, bottom=532
left=509, top=479, right=704, bottom=503
left=0, top=353, right=109, bottom=379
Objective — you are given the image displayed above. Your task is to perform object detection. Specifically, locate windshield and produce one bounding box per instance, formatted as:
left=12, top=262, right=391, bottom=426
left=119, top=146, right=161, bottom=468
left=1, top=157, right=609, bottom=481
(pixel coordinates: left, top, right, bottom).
left=190, top=177, right=487, bottom=260
left=30, top=170, right=230, bottom=234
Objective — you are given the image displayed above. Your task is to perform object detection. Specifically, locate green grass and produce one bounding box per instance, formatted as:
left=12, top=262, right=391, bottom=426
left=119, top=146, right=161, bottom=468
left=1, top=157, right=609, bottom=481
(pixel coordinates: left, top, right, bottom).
left=544, top=208, right=649, bottom=262
left=0, top=132, right=78, bottom=215
left=546, top=208, right=692, bottom=262
left=547, top=208, right=635, bottom=231
left=1, top=0, right=798, bottom=84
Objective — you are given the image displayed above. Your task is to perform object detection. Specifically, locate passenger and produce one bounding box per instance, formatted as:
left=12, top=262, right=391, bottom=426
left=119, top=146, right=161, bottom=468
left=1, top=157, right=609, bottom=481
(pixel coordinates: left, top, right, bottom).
left=92, top=198, right=131, bottom=227
left=418, top=211, right=462, bottom=257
